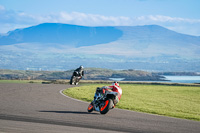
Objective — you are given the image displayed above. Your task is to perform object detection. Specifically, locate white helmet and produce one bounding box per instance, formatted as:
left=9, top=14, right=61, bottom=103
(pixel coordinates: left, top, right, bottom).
left=80, top=65, right=84, bottom=69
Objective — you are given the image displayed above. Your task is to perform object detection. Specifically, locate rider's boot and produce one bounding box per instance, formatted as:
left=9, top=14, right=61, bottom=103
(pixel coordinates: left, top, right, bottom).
left=111, top=104, right=115, bottom=109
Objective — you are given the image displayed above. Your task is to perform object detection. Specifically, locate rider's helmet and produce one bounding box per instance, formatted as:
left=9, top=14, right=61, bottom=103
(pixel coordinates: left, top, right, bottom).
left=80, top=65, right=84, bottom=69
left=112, top=81, right=119, bottom=86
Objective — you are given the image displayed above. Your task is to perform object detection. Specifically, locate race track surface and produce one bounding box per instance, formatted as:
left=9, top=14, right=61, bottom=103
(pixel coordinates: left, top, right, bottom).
left=0, top=83, right=199, bottom=133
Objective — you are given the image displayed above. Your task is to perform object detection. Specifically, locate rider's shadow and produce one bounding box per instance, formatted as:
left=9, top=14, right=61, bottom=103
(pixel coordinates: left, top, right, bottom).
left=39, top=110, right=99, bottom=115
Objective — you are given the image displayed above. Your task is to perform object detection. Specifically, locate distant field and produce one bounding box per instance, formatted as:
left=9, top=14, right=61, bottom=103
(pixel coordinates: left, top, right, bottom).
left=0, top=80, right=44, bottom=84
left=63, top=84, right=200, bottom=121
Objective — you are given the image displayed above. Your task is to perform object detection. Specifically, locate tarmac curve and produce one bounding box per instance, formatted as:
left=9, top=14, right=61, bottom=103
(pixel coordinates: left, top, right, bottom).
left=0, top=83, right=199, bottom=133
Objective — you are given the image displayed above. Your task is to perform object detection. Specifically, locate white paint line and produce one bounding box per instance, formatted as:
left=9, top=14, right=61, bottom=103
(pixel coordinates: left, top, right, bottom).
left=59, top=88, right=133, bottom=112
left=60, top=89, right=160, bottom=115
left=59, top=89, right=188, bottom=120
left=59, top=89, right=89, bottom=104
left=60, top=89, right=151, bottom=114
left=59, top=89, right=135, bottom=112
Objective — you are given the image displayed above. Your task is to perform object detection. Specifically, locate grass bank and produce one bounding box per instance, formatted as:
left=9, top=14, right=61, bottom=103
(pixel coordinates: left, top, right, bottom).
left=63, top=84, right=200, bottom=121
left=0, top=80, right=45, bottom=84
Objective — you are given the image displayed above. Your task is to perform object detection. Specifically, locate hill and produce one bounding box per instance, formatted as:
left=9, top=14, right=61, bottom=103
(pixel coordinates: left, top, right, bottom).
left=0, top=68, right=164, bottom=81
left=0, top=23, right=122, bottom=47
left=0, top=23, right=200, bottom=71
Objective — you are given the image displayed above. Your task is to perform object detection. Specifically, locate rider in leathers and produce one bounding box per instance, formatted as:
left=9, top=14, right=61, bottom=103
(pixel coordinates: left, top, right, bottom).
left=73, top=65, right=84, bottom=78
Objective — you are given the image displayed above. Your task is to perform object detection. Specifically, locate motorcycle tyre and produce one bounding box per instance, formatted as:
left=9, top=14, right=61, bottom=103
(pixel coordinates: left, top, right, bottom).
left=70, top=76, right=75, bottom=85
left=100, top=99, right=112, bottom=114
left=87, top=102, right=94, bottom=113
left=75, top=81, right=78, bottom=85
left=75, top=77, right=81, bottom=85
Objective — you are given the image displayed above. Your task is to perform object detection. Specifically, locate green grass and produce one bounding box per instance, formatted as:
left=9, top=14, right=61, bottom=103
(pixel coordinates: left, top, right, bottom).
left=63, top=84, right=200, bottom=121
left=0, top=80, right=44, bottom=84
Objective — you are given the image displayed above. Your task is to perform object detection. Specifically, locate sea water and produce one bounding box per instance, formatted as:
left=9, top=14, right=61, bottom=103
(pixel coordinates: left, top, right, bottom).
left=109, top=76, right=200, bottom=83
left=163, top=76, right=200, bottom=83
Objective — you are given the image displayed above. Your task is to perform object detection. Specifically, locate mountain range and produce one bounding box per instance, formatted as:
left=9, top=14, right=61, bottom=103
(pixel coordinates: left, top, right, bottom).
left=0, top=23, right=200, bottom=71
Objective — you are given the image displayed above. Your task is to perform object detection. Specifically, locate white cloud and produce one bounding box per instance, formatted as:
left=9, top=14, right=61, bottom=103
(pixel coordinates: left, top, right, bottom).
left=133, top=15, right=200, bottom=36
left=0, top=5, right=200, bottom=36
left=43, top=12, right=131, bottom=26
left=135, top=15, right=200, bottom=23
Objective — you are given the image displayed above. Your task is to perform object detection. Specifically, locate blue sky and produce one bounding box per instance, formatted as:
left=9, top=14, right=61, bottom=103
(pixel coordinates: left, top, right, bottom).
left=0, top=0, right=200, bottom=36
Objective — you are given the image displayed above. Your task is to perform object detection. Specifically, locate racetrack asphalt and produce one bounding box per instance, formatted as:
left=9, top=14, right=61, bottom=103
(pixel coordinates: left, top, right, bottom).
left=0, top=83, right=199, bottom=133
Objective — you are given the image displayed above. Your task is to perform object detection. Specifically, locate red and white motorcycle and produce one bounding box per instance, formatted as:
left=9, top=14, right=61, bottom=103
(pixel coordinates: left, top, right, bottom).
left=87, top=87, right=118, bottom=114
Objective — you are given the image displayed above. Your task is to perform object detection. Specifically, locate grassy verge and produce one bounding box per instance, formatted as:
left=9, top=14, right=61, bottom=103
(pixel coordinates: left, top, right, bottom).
left=63, top=84, right=200, bottom=121
left=0, top=80, right=45, bottom=84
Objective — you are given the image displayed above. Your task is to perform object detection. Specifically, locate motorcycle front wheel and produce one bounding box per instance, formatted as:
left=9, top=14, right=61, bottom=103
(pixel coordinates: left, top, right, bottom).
left=70, top=76, right=75, bottom=85
left=100, top=99, right=112, bottom=114
left=87, top=102, right=94, bottom=112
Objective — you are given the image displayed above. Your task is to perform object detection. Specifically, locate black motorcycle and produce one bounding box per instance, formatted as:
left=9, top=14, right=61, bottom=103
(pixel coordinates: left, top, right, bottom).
left=87, top=87, right=118, bottom=114
left=70, top=71, right=82, bottom=85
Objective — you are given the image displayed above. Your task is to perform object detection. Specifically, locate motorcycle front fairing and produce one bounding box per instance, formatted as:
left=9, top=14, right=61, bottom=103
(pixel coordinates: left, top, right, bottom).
left=92, top=89, right=117, bottom=111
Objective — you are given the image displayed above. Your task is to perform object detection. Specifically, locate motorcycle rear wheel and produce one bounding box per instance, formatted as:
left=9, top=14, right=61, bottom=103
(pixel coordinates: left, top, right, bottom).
left=100, top=99, right=112, bottom=114
left=70, top=76, right=76, bottom=85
